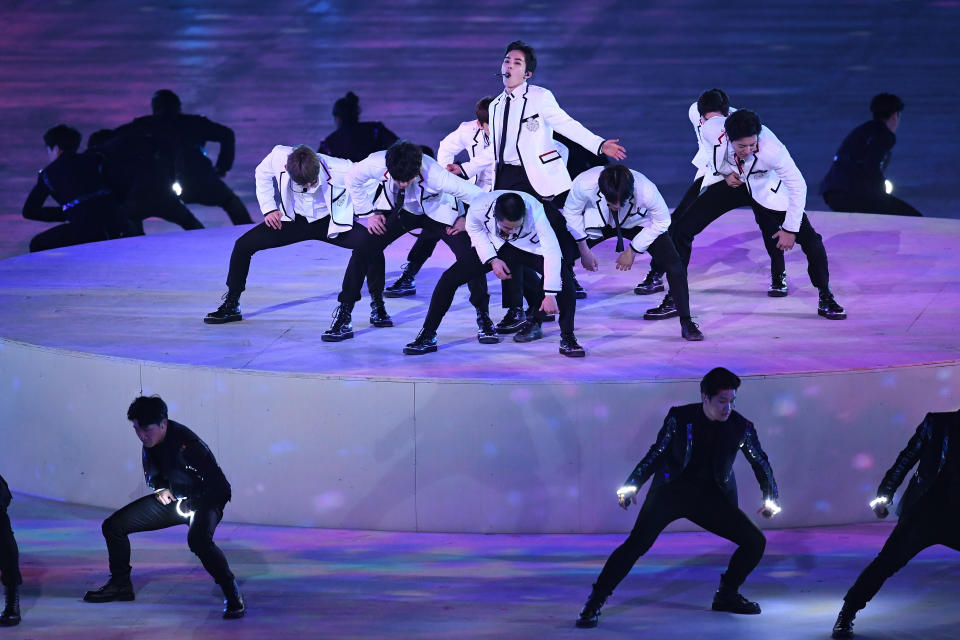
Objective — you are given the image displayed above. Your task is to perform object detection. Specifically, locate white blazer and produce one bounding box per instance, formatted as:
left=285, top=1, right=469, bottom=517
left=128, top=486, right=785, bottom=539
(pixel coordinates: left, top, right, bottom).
left=466, top=190, right=563, bottom=294
left=254, top=145, right=355, bottom=237
left=438, top=120, right=494, bottom=192
left=689, top=102, right=737, bottom=179
left=699, top=117, right=807, bottom=233
left=487, top=83, right=605, bottom=198
left=562, top=166, right=670, bottom=254
left=345, top=151, right=484, bottom=226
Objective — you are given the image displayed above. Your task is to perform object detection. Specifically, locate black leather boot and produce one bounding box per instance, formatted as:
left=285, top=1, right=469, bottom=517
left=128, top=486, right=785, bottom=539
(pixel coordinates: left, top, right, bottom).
left=219, top=578, right=245, bottom=619
left=322, top=303, right=355, bottom=342
left=831, top=603, right=858, bottom=638
left=476, top=311, right=500, bottom=344
left=634, top=269, right=664, bottom=295
left=575, top=587, right=607, bottom=628
left=83, top=576, right=135, bottom=603
left=384, top=262, right=417, bottom=297
left=818, top=290, right=847, bottom=320
left=711, top=575, right=760, bottom=614
left=768, top=272, right=788, bottom=297
left=204, top=291, right=242, bottom=324
left=643, top=292, right=678, bottom=320
left=559, top=332, right=585, bottom=357
left=403, top=329, right=438, bottom=355
left=0, top=586, right=20, bottom=626
left=369, top=293, right=394, bottom=327
left=513, top=319, right=544, bottom=343
left=680, top=318, right=704, bottom=341
left=496, top=307, right=526, bottom=333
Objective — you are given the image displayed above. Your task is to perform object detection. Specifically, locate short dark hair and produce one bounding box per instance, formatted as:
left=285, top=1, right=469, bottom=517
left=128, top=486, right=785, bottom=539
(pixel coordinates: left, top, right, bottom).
left=286, top=145, right=321, bottom=185
left=504, top=40, right=537, bottom=74
left=151, top=89, right=182, bottom=117
left=598, top=165, right=634, bottom=206
left=493, top=192, right=526, bottom=222
left=697, top=88, right=730, bottom=117
left=333, top=91, right=361, bottom=124
left=43, top=124, right=82, bottom=153
left=385, top=140, right=423, bottom=182
left=87, top=128, right=116, bottom=149
left=127, top=395, right=168, bottom=425
left=700, top=367, right=741, bottom=398
left=725, top=109, right=762, bottom=141
left=476, top=96, right=495, bottom=125
left=870, top=93, right=904, bottom=120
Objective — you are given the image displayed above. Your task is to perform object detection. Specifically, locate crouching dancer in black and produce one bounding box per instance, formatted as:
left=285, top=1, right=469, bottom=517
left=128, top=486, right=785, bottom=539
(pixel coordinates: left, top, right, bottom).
left=0, top=475, right=22, bottom=626
left=576, top=367, right=780, bottom=627
left=83, top=396, right=244, bottom=619
left=832, top=409, right=960, bottom=639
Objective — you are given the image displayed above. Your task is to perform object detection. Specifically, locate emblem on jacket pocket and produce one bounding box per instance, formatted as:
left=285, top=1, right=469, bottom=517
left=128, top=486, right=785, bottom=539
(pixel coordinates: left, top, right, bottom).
left=525, top=118, right=539, bottom=132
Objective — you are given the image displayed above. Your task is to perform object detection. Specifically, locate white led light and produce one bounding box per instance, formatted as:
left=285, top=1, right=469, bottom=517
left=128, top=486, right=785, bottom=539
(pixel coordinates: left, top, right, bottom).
left=172, top=181, right=183, bottom=196
left=175, top=497, right=195, bottom=522
left=616, top=485, right=637, bottom=497
left=869, top=496, right=889, bottom=509
left=764, top=499, right=782, bottom=515
left=884, top=179, right=893, bottom=195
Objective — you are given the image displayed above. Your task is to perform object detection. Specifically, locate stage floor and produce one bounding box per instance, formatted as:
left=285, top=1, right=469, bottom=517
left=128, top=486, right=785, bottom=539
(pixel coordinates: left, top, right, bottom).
left=6, top=492, right=959, bottom=640
left=0, top=210, right=957, bottom=382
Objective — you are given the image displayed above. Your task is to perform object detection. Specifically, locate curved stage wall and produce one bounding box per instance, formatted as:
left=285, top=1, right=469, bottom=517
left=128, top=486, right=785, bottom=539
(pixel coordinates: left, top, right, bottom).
left=1, top=211, right=958, bottom=533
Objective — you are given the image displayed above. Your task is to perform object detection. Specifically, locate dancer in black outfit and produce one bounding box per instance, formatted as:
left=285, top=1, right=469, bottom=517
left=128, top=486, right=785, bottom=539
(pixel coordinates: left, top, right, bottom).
left=0, top=475, right=22, bottom=627
left=83, top=396, right=245, bottom=619
left=832, top=409, right=960, bottom=638
left=576, top=367, right=780, bottom=628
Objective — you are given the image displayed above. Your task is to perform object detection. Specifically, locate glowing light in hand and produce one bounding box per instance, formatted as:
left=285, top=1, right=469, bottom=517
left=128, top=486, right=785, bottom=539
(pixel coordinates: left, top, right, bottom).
left=172, top=181, right=183, bottom=196
left=869, top=496, right=889, bottom=509
left=764, top=499, right=782, bottom=515
left=884, top=180, right=893, bottom=194
left=616, top=485, right=637, bottom=497
left=175, top=498, right=195, bottom=522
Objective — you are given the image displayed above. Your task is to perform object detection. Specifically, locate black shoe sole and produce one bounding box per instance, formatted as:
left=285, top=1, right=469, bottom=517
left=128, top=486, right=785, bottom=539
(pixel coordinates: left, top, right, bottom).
left=712, top=603, right=760, bottom=615
left=83, top=593, right=135, bottom=603
left=560, top=348, right=585, bottom=357
left=0, top=618, right=22, bottom=626
left=403, top=345, right=438, bottom=355
left=370, top=320, right=394, bottom=328
left=496, top=323, right=526, bottom=334
left=818, top=310, right=847, bottom=320
left=223, top=609, right=246, bottom=619
left=383, top=289, right=415, bottom=298
left=575, top=619, right=598, bottom=628
left=514, top=333, right=544, bottom=343
left=477, top=335, right=501, bottom=344
left=643, top=310, right=679, bottom=320
left=321, top=332, right=355, bottom=342
left=634, top=284, right=665, bottom=295
left=204, top=315, right=242, bottom=324
left=767, top=290, right=788, bottom=298
left=682, top=331, right=705, bottom=342
left=575, top=292, right=588, bottom=300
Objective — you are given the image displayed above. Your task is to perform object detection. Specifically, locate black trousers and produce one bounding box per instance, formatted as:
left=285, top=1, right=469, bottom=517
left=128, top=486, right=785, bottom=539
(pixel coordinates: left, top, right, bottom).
left=423, top=242, right=576, bottom=334
left=225, top=215, right=382, bottom=303
left=843, top=499, right=960, bottom=610
left=126, top=186, right=204, bottom=232
left=593, top=480, right=766, bottom=598
left=823, top=190, right=923, bottom=217
left=495, top=164, right=579, bottom=308
left=0, top=507, right=21, bottom=589
left=672, top=181, right=831, bottom=291
left=649, top=176, right=702, bottom=274
left=587, top=228, right=692, bottom=319
left=182, top=177, right=253, bottom=225
left=29, top=196, right=129, bottom=252
left=101, top=494, right=234, bottom=585
left=343, top=209, right=489, bottom=310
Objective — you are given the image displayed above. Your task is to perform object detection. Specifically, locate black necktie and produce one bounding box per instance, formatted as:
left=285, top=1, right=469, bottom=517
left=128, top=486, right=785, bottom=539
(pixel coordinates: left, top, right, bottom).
left=612, top=207, right=625, bottom=252
left=497, top=96, right=511, bottom=172
left=392, top=187, right=405, bottom=216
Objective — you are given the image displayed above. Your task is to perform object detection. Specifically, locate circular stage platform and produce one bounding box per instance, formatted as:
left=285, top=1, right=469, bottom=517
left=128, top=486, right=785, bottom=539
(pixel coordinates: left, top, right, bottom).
left=1, top=210, right=958, bottom=533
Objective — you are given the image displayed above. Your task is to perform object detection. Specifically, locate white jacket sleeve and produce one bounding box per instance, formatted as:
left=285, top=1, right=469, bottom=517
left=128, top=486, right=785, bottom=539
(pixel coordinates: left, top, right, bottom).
left=769, top=146, right=807, bottom=233
left=531, top=202, right=563, bottom=294
left=540, top=89, right=605, bottom=157
left=437, top=125, right=465, bottom=167
left=561, top=176, right=592, bottom=242
left=629, top=176, right=671, bottom=254
left=466, top=206, right=498, bottom=264
left=427, top=158, right=486, bottom=206
left=254, top=146, right=290, bottom=215
left=344, top=155, right=384, bottom=216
